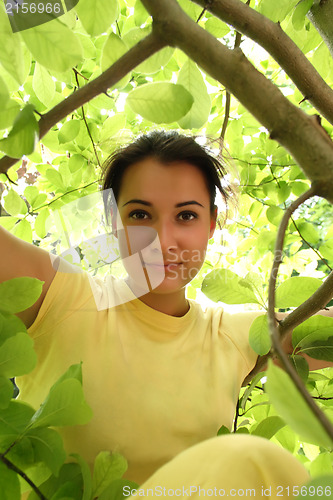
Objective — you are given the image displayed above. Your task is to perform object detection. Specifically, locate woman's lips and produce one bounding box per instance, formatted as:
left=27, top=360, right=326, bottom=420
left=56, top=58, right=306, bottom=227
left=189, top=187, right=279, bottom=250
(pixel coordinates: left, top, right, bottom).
left=144, top=262, right=182, bottom=268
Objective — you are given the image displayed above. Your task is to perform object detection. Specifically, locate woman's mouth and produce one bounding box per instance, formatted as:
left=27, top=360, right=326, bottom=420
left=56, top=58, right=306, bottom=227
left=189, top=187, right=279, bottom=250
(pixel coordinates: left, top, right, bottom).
left=144, top=262, right=182, bottom=269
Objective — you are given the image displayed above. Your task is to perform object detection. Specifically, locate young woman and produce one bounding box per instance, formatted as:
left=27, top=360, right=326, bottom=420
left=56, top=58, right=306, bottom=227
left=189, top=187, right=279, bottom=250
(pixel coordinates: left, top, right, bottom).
left=1, top=131, right=315, bottom=496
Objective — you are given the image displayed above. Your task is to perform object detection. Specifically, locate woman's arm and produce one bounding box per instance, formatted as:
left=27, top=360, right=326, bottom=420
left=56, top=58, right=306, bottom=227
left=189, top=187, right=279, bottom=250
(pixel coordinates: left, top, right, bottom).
left=0, top=225, right=56, bottom=328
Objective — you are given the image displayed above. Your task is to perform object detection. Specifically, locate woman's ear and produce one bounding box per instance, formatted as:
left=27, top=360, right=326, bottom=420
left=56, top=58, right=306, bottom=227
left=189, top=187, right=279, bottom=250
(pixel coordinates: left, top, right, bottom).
left=209, top=206, right=218, bottom=239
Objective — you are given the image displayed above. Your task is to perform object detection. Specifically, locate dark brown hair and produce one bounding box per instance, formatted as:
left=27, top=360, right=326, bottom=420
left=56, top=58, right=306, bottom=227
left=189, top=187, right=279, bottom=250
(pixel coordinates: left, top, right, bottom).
left=101, top=130, right=232, bottom=225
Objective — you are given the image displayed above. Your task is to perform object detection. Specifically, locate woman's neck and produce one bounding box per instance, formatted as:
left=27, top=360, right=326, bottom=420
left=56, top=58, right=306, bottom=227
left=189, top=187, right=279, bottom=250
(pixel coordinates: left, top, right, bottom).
left=126, top=278, right=189, bottom=317
left=138, top=290, right=190, bottom=317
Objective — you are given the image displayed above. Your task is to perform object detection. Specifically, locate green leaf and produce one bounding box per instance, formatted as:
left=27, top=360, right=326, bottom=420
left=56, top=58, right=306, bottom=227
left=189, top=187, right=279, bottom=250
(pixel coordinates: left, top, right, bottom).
left=24, top=186, right=39, bottom=207
left=0, top=99, right=21, bottom=130
left=26, top=427, right=66, bottom=476
left=290, top=355, right=309, bottom=383
left=0, top=377, right=14, bottom=409
left=0, top=8, right=25, bottom=84
left=0, top=312, right=26, bottom=346
left=34, top=208, right=50, bottom=239
left=58, top=120, right=81, bottom=144
left=205, top=17, right=230, bottom=38
left=0, top=400, right=35, bottom=440
left=31, top=463, right=83, bottom=500
left=310, top=453, right=333, bottom=477
left=259, top=0, right=299, bottom=23
left=177, top=0, right=202, bottom=20
left=277, top=181, right=291, bottom=204
left=29, top=376, right=93, bottom=428
left=54, top=363, right=83, bottom=386
left=292, top=316, right=333, bottom=350
left=275, top=277, right=322, bottom=308
left=126, top=83, right=194, bottom=124
left=0, top=76, right=9, bottom=108
left=136, top=47, right=175, bottom=75
left=266, top=206, right=283, bottom=226
left=99, top=478, right=139, bottom=500
left=12, top=219, right=32, bottom=244
left=0, top=461, right=21, bottom=500
left=45, top=168, right=66, bottom=191
left=5, top=435, right=34, bottom=470
left=21, top=18, right=83, bottom=73
left=249, top=314, right=271, bottom=355
left=177, top=59, right=211, bottom=129
left=99, top=113, right=126, bottom=145
left=0, top=332, right=37, bottom=378
left=49, top=480, right=80, bottom=500
left=300, top=475, right=333, bottom=499
left=265, top=362, right=333, bottom=448
left=201, top=269, right=260, bottom=304
left=71, top=454, right=92, bottom=500
left=252, top=416, right=286, bottom=439
left=3, top=189, right=27, bottom=216
left=0, top=277, right=43, bottom=314
left=301, top=337, right=333, bottom=362
left=92, top=451, right=128, bottom=497
left=134, top=0, right=149, bottom=26
left=293, top=220, right=319, bottom=244
left=292, top=0, right=314, bottom=31
left=76, top=0, right=119, bottom=37
left=217, top=425, right=230, bottom=436
left=0, top=104, right=39, bottom=159
left=32, top=63, right=55, bottom=108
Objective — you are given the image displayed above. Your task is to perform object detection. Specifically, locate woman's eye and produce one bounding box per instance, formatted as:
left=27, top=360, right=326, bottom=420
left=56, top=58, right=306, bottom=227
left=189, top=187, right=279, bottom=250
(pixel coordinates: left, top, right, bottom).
left=129, top=210, right=150, bottom=220
left=178, top=212, right=197, bottom=221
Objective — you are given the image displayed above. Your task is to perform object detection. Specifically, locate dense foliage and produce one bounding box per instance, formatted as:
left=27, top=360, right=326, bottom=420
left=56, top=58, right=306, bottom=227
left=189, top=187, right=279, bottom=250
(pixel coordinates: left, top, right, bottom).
left=0, top=0, right=333, bottom=497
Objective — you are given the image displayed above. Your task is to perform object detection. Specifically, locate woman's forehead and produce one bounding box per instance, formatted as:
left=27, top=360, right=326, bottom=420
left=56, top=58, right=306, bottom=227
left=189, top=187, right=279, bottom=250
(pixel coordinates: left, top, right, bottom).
left=118, top=158, right=210, bottom=203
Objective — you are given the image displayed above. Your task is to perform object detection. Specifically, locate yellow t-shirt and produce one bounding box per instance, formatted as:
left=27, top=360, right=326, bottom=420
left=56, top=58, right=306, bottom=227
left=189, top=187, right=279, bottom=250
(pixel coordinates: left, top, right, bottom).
left=16, top=269, right=260, bottom=485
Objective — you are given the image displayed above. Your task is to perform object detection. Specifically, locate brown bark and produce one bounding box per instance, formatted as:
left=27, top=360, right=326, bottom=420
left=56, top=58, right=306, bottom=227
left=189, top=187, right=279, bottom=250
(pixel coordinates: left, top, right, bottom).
left=141, top=0, right=333, bottom=203
left=192, top=0, right=333, bottom=126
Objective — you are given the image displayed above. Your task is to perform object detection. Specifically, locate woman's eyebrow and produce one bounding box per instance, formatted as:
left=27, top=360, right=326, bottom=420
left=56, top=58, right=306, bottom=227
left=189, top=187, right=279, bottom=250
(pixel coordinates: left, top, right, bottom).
left=122, top=199, right=204, bottom=208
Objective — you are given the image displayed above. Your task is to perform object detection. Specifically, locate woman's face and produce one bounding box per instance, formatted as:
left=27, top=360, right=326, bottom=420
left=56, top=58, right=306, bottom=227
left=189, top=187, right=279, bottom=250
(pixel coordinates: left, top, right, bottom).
left=115, top=158, right=216, bottom=295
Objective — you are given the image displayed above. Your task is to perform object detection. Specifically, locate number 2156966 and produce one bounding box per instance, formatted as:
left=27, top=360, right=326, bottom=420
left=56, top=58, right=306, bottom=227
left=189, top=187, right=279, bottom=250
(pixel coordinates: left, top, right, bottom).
left=5, top=2, right=62, bottom=15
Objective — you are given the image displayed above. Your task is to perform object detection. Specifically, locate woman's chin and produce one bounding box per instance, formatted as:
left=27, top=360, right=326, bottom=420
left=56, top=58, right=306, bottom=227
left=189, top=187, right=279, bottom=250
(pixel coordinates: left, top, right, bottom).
left=127, top=266, right=197, bottom=296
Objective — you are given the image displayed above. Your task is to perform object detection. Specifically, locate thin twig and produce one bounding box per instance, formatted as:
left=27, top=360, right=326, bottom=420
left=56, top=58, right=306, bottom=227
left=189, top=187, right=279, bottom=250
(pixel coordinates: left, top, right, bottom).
left=0, top=455, right=47, bottom=500
left=73, top=69, right=101, bottom=168
left=196, top=7, right=206, bottom=23
left=233, top=398, right=240, bottom=432
left=219, top=25, right=244, bottom=154
left=267, top=187, right=333, bottom=442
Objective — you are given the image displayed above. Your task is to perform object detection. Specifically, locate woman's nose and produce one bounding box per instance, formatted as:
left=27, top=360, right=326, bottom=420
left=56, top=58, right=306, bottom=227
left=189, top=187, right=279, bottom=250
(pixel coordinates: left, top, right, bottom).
left=155, top=221, right=178, bottom=254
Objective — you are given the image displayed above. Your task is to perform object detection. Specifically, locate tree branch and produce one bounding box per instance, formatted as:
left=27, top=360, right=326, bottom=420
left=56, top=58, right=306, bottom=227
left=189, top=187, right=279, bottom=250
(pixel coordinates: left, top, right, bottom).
left=191, top=0, right=333, bottom=126
left=265, top=187, right=333, bottom=441
left=141, top=0, right=333, bottom=204
left=0, top=33, right=166, bottom=175
left=243, top=226, right=333, bottom=384
left=0, top=454, right=46, bottom=500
